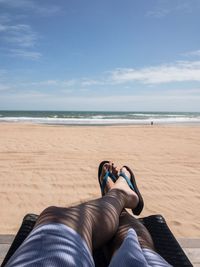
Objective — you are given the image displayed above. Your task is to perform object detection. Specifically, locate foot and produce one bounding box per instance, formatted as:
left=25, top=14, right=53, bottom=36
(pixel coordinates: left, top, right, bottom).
left=99, top=162, right=118, bottom=194
left=111, top=167, right=139, bottom=209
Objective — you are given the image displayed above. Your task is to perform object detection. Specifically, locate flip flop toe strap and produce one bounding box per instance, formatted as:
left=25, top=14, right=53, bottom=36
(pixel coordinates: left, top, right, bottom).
left=101, top=171, right=117, bottom=195
left=101, top=171, right=109, bottom=194
left=119, top=171, right=134, bottom=191
left=109, top=172, right=117, bottom=182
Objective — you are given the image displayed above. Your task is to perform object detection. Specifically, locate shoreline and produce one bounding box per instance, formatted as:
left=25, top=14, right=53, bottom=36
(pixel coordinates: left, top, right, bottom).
left=1, top=121, right=200, bottom=127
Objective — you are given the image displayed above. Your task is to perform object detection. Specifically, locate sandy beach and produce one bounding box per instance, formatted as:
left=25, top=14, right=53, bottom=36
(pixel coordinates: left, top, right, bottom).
left=0, top=123, right=199, bottom=238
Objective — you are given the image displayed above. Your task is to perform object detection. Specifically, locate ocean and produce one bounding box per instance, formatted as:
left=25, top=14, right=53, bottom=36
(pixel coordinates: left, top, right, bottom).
left=0, top=111, right=200, bottom=125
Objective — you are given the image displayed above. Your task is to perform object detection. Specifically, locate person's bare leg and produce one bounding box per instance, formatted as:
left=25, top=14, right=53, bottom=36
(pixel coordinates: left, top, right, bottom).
left=106, top=210, right=155, bottom=259
left=34, top=163, right=139, bottom=253
left=105, top=167, right=155, bottom=260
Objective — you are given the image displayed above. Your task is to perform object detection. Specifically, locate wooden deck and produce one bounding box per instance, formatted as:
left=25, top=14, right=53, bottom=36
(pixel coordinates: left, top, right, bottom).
left=0, top=235, right=200, bottom=266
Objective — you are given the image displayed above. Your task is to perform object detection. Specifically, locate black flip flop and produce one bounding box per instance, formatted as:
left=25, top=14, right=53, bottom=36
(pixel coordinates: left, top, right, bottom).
left=98, top=161, right=117, bottom=196
left=120, top=166, right=144, bottom=215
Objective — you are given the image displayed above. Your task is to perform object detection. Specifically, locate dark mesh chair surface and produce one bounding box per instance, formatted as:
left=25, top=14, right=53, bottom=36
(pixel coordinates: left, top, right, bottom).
left=1, top=214, right=192, bottom=267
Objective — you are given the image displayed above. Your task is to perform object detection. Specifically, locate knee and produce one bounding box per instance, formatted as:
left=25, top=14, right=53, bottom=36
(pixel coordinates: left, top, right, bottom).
left=40, top=206, right=59, bottom=216
left=35, top=206, right=61, bottom=225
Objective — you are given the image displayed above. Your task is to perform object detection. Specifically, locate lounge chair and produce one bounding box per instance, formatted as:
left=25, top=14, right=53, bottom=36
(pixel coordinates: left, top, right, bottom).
left=1, top=214, right=192, bottom=267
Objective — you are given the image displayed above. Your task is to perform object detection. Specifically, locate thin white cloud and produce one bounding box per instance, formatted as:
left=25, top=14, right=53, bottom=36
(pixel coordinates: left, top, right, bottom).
left=28, top=78, right=106, bottom=89
left=0, top=0, right=61, bottom=16
left=9, top=49, right=41, bottom=60
left=0, top=22, right=41, bottom=60
left=28, top=80, right=76, bottom=87
left=1, top=23, right=38, bottom=47
left=146, top=8, right=169, bottom=18
left=174, top=1, right=196, bottom=13
left=1, top=90, right=200, bottom=111
left=146, top=0, right=199, bottom=18
left=14, top=59, right=200, bottom=89
left=110, top=61, right=200, bottom=84
left=80, top=79, right=103, bottom=87
left=0, top=1, right=61, bottom=61
left=62, top=80, right=77, bottom=87
left=0, top=83, right=12, bottom=91
left=183, top=50, right=200, bottom=57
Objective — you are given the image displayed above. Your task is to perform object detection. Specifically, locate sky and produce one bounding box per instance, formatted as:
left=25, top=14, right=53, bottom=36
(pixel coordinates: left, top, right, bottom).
left=0, top=0, right=200, bottom=111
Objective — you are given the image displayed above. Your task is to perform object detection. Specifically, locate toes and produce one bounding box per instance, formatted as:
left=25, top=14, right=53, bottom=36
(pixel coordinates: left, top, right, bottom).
left=120, top=166, right=131, bottom=179
left=109, top=162, right=113, bottom=173
left=113, top=165, right=119, bottom=177
left=109, top=162, right=115, bottom=177
left=103, top=162, right=115, bottom=193
left=109, top=162, right=119, bottom=178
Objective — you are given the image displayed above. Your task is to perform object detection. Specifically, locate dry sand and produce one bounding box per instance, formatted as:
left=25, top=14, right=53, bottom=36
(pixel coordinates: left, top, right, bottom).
left=0, top=123, right=199, bottom=237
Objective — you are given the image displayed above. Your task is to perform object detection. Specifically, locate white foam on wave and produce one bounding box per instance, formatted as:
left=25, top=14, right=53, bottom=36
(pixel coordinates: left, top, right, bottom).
left=1, top=116, right=200, bottom=125
left=91, top=115, right=104, bottom=119
left=132, top=113, right=187, bottom=117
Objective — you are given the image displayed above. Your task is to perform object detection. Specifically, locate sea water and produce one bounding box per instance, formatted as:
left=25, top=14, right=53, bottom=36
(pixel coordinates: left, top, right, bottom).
left=0, top=111, right=200, bottom=125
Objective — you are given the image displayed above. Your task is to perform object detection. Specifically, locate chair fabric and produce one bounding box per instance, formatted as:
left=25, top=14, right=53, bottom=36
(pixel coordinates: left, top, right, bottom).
left=139, top=215, right=192, bottom=267
left=1, top=214, right=192, bottom=267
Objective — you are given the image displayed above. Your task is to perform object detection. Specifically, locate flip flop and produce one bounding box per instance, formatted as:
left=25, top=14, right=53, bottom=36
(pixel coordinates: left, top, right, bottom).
left=119, top=166, right=144, bottom=215
left=98, top=161, right=117, bottom=196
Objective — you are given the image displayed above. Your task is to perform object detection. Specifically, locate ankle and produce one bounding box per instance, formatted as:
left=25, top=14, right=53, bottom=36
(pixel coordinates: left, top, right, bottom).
left=104, top=188, right=127, bottom=210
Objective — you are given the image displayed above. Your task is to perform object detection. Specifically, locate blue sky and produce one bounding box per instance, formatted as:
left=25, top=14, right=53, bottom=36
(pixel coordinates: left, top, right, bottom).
left=0, top=0, right=200, bottom=111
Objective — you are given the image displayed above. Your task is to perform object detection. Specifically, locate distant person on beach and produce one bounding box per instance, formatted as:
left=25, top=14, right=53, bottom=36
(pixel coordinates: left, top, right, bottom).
left=5, top=162, right=171, bottom=267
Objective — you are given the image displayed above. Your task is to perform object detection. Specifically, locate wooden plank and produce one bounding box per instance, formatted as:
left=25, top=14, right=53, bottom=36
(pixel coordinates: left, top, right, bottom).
left=0, top=237, right=199, bottom=266
left=0, top=244, right=11, bottom=266
left=0, top=235, right=14, bottom=244
left=183, top=248, right=200, bottom=267
left=178, top=238, right=200, bottom=266
left=178, top=238, right=200, bottom=248
left=0, top=244, right=11, bottom=257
